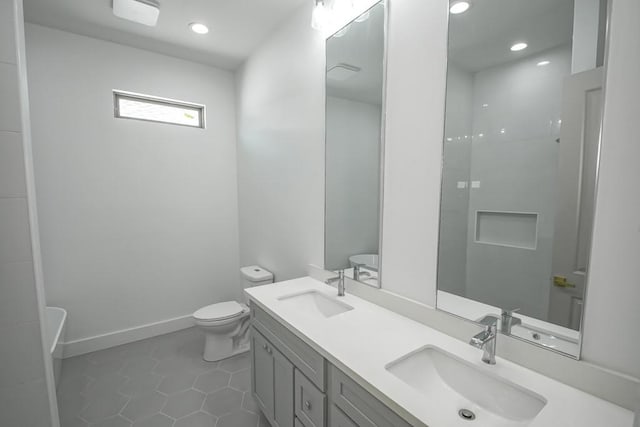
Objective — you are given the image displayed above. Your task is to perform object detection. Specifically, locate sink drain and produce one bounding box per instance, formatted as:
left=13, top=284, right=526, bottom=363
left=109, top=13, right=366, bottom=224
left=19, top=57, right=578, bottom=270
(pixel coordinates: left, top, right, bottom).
left=458, top=409, right=476, bottom=421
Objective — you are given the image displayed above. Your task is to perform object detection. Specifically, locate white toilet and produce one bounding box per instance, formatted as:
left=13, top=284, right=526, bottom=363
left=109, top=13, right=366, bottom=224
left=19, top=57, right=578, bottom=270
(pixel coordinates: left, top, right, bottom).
left=193, top=265, right=274, bottom=362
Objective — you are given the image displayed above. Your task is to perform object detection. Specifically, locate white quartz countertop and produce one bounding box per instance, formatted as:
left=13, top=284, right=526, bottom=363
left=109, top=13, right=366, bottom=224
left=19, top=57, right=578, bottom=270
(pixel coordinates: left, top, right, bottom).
left=245, top=277, right=634, bottom=427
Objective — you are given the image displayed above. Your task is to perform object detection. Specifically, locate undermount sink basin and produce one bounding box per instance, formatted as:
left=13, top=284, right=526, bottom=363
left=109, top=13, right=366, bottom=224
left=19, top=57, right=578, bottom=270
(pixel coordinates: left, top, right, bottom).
left=277, top=290, right=354, bottom=318
left=386, top=346, right=547, bottom=426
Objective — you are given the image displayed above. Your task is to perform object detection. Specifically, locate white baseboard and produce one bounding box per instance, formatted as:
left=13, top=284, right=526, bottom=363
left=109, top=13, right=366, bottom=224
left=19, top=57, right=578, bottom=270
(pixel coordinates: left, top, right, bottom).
left=62, top=314, right=195, bottom=358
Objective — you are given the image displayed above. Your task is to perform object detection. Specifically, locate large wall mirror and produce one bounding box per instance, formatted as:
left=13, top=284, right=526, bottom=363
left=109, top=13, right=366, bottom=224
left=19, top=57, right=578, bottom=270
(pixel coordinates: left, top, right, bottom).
left=324, top=1, right=386, bottom=288
left=437, top=0, right=609, bottom=357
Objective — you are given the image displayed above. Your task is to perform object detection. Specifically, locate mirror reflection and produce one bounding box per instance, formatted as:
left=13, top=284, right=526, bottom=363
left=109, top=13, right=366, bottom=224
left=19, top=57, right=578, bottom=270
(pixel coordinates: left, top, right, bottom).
left=437, top=0, right=608, bottom=357
left=324, top=2, right=386, bottom=287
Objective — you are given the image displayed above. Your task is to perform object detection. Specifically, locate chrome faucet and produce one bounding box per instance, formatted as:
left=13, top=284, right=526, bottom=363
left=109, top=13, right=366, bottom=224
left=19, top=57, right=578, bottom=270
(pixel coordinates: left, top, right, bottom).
left=325, top=270, right=346, bottom=297
left=470, top=323, right=497, bottom=365
left=500, top=308, right=522, bottom=334
left=352, top=263, right=364, bottom=281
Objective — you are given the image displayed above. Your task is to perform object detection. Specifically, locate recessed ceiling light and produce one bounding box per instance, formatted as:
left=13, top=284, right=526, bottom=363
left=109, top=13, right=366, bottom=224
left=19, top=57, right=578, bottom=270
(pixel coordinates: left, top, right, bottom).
left=537, top=60, right=550, bottom=66
left=510, top=42, right=528, bottom=52
left=190, top=23, right=209, bottom=35
left=450, top=1, right=471, bottom=14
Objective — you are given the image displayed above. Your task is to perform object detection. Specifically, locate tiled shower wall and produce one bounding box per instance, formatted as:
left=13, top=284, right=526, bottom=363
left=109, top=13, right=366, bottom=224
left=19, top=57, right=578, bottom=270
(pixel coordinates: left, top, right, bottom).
left=0, top=0, right=54, bottom=425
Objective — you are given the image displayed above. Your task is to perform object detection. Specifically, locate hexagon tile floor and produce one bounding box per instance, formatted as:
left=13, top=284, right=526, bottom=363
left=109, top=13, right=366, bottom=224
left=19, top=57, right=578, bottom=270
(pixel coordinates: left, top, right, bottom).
left=56, top=327, right=269, bottom=427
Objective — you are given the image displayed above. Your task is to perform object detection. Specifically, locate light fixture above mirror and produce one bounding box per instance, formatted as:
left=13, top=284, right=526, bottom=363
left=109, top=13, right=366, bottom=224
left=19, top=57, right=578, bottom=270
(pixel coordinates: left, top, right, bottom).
left=311, top=0, right=383, bottom=35
left=311, top=0, right=330, bottom=30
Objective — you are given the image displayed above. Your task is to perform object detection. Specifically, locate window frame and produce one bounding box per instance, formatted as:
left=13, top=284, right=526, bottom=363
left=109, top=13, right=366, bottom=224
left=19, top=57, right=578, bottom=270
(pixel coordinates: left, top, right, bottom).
left=113, top=90, right=206, bottom=129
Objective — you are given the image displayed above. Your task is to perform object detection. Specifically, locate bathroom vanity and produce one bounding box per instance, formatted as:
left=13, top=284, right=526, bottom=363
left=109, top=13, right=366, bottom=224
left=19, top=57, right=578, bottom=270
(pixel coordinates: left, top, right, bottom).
left=250, top=302, right=409, bottom=427
left=246, top=277, right=633, bottom=427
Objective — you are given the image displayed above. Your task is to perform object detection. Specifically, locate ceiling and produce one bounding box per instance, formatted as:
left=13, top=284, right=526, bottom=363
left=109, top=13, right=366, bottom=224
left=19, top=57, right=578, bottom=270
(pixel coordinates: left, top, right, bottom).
left=449, top=0, right=574, bottom=72
left=326, top=3, right=385, bottom=105
left=23, top=0, right=306, bottom=70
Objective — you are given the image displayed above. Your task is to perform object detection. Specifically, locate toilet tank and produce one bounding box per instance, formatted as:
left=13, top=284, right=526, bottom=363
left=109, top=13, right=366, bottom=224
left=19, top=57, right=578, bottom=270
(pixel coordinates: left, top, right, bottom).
left=240, top=265, right=274, bottom=288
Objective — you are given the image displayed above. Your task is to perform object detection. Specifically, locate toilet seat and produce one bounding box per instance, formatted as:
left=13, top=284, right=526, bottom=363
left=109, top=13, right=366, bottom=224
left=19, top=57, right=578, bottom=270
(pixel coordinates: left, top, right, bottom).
left=193, top=301, right=248, bottom=322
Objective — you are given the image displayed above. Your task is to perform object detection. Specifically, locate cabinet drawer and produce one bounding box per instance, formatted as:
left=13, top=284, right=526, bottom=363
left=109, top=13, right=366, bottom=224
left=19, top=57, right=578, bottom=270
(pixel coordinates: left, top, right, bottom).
left=329, top=404, right=357, bottom=427
left=329, top=365, right=412, bottom=427
left=252, top=304, right=326, bottom=390
left=295, top=369, right=326, bottom=427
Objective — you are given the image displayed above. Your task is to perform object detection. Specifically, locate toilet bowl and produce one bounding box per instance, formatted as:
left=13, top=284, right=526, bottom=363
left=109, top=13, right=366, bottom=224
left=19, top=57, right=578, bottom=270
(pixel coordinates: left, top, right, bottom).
left=193, top=265, right=274, bottom=361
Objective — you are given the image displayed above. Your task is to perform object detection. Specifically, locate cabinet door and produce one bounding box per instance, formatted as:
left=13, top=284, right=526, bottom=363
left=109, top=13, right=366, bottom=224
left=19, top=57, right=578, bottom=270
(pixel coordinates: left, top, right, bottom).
left=273, top=345, right=295, bottom=427
left=251, top=327, right=295, bottom=427
left=252, top=329, right=275, bottom=420
left=329, top=404, right=357, bottom=427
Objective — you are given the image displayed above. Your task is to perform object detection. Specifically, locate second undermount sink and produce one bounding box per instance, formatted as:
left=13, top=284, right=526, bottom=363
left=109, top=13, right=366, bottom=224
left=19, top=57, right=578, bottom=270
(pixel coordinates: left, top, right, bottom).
left=386, top=346, right=547, bottom=426
left=277, top=290, right=354, bottom=318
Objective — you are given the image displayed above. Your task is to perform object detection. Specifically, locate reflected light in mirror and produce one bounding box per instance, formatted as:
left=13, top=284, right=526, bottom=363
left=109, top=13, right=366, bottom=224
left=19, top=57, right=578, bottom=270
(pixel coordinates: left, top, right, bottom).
left=510, top=42, right=528, bottom=51
left=355, top=10, right=370, bottom=22
left=333, top=26, right=350, bottom=37
left=450, top=1, right=471, bottom=14
left=537, top=60, right=551, bottom=66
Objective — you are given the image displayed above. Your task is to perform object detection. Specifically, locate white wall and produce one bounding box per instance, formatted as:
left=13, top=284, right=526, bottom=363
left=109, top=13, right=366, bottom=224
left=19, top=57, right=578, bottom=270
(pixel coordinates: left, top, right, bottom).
left=325, top=95, right=381, bottom=270
left=378, top=0, right=448, bottom=304
left=235, top=2, right=325, bottom=282
left=25, top=24, right=241, bottom=345
left=581, top=0, right=640, bottom=380
left=0, top=1, right=56, bottom=425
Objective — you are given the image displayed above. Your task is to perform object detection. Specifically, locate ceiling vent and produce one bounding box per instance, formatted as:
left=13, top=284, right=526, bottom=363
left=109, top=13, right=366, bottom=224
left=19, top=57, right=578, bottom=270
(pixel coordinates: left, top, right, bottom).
left=327, top=63, right=361, bottom=81
left=113, top=0, right=160, bottom=27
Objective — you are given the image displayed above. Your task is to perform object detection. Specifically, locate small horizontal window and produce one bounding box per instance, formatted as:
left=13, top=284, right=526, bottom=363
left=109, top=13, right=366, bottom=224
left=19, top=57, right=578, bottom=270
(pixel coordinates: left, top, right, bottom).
left=113, top=90, right=205, bottom=128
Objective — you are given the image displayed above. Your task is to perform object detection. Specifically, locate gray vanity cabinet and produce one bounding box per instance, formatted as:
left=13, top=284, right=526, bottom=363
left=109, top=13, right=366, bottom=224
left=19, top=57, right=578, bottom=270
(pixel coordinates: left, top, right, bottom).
left=250, top=304, right=415, bottom=427
left=328, top=366, right=411, bottom=427
left=328, top=404, right=358, bottom=427
left=251, top=327, right=295, bottom=427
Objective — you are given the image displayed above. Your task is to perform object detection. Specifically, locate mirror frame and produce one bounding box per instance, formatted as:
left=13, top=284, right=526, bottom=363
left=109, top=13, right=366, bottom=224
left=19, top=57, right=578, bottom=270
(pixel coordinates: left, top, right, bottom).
left=323, top=0, right=389, bottom=289
left=434, top=0, right=614, bottom=359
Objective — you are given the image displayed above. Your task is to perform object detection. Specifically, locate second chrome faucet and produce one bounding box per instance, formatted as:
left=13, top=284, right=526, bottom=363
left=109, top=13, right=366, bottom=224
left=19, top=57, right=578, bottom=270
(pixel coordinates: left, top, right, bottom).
left=325, top=270, right=346, bottom=297
left=470, top=308, right=523, bottom=364
left=470, top=323, right=497, bottom=365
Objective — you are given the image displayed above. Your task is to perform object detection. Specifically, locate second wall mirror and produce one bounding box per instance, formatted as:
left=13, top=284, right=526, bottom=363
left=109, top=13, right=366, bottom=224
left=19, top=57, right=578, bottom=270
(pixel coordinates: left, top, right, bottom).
left=437, top=0, right=609, bottom=357
left=324, top=1, right=386, bottom=288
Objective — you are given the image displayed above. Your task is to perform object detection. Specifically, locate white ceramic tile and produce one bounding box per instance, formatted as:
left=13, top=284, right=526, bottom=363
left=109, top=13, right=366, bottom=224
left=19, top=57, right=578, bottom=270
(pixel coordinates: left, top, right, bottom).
left=0, top=198, right=32, bottom=264
left=0, top=0, right=17, bottom=65
left=0, top=131, right=26, bottom=197
left=0, top=378, right=52, bottom=427
left=0, top=321, right=46, bottom=387
left=0, top=62, right=21, bottom=132
left=0, top=261, right=38, bottom=325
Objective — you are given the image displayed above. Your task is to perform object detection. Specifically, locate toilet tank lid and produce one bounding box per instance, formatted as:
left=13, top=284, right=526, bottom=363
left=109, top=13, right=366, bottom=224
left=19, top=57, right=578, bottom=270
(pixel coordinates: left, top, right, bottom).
left=241, top=265, right=274, bottom=282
